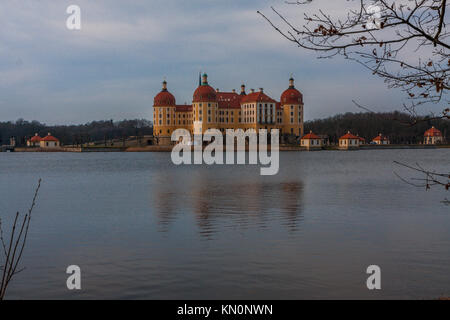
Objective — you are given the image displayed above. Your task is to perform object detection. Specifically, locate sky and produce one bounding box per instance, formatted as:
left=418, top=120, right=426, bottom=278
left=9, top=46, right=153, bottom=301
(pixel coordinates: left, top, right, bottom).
left=0, top=0, right=426, bottom=125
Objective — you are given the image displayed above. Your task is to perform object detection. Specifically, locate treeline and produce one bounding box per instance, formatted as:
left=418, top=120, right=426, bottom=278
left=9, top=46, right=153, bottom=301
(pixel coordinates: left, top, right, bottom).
left=305, top=111, right=450, bottom=144
left=0, top=119, right=153, bottom=146
left=1, top=112, right=448, bottom=146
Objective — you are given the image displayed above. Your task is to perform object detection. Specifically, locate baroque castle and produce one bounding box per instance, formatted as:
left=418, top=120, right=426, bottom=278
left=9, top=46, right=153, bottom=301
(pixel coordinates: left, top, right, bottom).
left=153, top=73, right=304, bottom=144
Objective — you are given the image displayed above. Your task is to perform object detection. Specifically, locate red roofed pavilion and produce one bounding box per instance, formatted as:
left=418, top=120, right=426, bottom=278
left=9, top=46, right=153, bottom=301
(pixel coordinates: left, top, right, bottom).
left=339, top=131, right=360, bottom=150
left=301, top=130, right=322, bottom=150
left=424, top=126, right=444, bottom=144
left=40, top=133, right=60, bottom=148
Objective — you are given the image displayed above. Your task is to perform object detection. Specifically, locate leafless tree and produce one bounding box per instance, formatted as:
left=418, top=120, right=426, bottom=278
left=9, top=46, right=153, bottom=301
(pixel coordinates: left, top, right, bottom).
left=258, top=0, right=449, bottom=116
left=0, top=179, right=41, bottom=300
left=259, top=0, right=449, bottom=196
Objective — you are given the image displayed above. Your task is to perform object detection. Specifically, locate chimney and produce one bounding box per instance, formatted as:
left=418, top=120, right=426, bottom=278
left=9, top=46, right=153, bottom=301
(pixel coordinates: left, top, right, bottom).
left=259, top=88, right=264, bottom=93
left=232, top=89, right=236, bottom=93
left=216, top=88, right=220, bottom=92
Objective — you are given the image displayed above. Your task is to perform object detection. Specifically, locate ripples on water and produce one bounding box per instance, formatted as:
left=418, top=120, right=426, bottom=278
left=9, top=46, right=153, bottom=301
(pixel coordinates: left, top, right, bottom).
left=0, top=149, right=449, bottom=299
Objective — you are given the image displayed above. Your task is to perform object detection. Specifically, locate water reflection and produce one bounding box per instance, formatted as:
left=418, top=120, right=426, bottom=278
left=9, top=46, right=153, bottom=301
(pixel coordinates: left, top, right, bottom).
left=152, top=168, right=304, bottom=237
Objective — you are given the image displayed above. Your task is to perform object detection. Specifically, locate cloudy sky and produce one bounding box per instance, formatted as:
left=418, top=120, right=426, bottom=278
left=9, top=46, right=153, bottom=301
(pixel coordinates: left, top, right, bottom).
left=0, top=0, right=418, bottom=124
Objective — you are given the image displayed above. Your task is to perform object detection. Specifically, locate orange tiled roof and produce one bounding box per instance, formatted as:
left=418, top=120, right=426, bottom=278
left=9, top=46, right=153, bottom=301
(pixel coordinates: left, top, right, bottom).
left=241, top=91, right=277, bottom=104
left=281, top=87, right=303, bottom=105
left=372, top=134, right=389, bottom=141
left=193, top=85, right=217, bottom=103
left=301, top=131, right=320, bottom=139
left=339, top=132, right=359, bottom=140
left=41, top=134, right=59, bottom=142
left=154, top=89, right=176, bottom=106
left=217, top=92, right=242, bottom=109
left=424, top=126, right=442, bottom=137
left=29, top=135, right=41, bottom=142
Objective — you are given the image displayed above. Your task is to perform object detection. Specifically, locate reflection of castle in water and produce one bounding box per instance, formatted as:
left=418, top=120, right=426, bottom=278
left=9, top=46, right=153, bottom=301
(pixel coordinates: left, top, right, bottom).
left=152, top=169, right=304, bottom=237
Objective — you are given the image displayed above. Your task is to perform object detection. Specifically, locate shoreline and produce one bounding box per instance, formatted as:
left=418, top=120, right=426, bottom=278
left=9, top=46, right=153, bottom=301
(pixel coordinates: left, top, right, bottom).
left=3, top=144, right=448, bottom=153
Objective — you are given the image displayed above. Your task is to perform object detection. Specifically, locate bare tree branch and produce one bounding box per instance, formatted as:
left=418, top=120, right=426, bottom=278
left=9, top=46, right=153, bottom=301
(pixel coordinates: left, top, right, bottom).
left=0, top=179, right=41, bottom=300
left=258, top=0, right=449, bottom=116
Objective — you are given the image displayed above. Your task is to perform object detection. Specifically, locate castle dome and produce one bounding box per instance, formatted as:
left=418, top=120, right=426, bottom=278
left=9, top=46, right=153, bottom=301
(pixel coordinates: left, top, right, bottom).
left=193, top=73, right=217, bottom=103
left=281, top=77, right=303, bottom=105
left=154, top=80, right=176, bottom=106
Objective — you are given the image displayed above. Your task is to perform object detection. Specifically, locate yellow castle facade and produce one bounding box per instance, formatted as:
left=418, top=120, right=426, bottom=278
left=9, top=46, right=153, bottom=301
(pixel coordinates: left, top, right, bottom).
left=152, top=74, right=304, bottom=144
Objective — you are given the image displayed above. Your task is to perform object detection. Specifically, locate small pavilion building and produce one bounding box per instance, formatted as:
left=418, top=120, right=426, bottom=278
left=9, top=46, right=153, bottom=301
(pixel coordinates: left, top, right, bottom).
left=27, top=133, right=41, bottom=147
left=424, top=126, right=444, bottom=145
left=372, top=133, right=390, bottom=145
left=300, top=131, right=322, bottom=150
left=339, top=131, right=360, bottom=150
left=40, top=133, right=61, bottom=148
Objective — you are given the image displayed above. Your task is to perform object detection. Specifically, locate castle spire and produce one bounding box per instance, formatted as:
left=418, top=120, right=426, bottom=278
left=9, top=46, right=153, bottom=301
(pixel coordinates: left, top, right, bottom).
left=240, top=84, right=246, bottom=95
left=289, top=77, right=295, bottom=88
left=202, top=73, right=208, bottom=85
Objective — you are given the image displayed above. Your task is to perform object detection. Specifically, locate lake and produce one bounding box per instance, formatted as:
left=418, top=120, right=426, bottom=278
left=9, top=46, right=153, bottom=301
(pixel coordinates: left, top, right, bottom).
left=0, top=149, right=449, bottom=299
